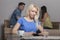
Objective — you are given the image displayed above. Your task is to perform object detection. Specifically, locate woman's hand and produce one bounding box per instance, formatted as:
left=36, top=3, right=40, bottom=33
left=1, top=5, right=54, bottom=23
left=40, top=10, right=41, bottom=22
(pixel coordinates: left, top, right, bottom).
left=24, top=32, right=36, bottom=36
left=38, top=31, right=49, bottom=36
left=12, top=30, right=17, bottom=34
left=12, top=23, right=20, bottom=34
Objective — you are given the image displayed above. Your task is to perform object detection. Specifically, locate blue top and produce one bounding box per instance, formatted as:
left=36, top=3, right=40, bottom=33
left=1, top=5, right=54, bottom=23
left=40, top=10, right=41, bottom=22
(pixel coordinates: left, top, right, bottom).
left=10, top=8, right=21, bottom=26
left=17, top=17, right=41, bottom=32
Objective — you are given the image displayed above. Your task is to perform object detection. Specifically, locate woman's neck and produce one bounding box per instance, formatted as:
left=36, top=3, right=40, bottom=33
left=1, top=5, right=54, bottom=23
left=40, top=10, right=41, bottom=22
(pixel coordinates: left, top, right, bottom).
left=28, top=16, right=33, bottom=20
left=24, top=16, right=34, bottom=22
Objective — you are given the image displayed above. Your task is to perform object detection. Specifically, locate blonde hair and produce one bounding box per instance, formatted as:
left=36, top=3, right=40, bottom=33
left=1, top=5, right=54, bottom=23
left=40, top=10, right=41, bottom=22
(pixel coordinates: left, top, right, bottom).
left=26, top=4, right=40, bottom=21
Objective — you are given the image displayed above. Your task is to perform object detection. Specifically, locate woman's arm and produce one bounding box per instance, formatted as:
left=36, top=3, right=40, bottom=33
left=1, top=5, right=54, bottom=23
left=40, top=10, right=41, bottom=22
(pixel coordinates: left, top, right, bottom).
left=12, top=23, right=20, bottom=34
left=42, top=12, right=48, bottom=22
left=37, top=25, right=44, bottom=33
left=37, top=25, right=48, bottom=36
left=41, top=13, right=48, bottom=26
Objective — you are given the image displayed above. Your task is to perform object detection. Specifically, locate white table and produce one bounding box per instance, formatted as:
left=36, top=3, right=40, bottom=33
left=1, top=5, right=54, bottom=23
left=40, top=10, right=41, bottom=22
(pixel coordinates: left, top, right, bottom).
left=22, top=36, right=60, bottom=39
left=7, top=34, right=60, bottom=40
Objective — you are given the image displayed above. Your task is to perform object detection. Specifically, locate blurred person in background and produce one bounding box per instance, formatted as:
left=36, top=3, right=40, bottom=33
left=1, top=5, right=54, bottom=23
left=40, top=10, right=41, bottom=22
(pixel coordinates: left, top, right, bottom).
left=40, top=6, right=53, bottom=29
left=10, top=2, right=25, bottom=27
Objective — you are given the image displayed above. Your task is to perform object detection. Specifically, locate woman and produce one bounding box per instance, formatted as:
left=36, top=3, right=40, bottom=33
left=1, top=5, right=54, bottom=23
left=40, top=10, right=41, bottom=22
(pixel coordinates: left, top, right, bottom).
left=12, top=4, right=48, bottom=36
left=40, top=6, right=53, bottom=29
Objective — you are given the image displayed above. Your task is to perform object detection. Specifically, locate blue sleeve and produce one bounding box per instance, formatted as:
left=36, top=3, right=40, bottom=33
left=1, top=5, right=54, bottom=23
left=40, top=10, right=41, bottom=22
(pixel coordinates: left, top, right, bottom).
left=13, top=9, right=21, bottom=17
left=16, top=12, right=21, bottom=17
left=15, top=11, right=21, bottom=17
left=17, top=17, right=23, bottom=25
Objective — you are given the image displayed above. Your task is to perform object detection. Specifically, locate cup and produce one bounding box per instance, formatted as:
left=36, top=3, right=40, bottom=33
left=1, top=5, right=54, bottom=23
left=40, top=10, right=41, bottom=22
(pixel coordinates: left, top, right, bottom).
left=18, top=30, right=24, bottom=36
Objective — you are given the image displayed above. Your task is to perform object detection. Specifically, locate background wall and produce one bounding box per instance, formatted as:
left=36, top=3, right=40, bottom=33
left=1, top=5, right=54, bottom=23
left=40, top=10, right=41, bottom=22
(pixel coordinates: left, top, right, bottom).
left=0, top=0, right=60, bottom=39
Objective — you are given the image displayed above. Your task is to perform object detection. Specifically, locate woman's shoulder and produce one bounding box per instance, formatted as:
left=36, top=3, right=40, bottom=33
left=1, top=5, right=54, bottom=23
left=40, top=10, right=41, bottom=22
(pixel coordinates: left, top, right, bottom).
left=17, top=17, right=24, bottom=23
left=44, top=12, right=48, bottom=15
left=18, top=17, right=24, bottom=21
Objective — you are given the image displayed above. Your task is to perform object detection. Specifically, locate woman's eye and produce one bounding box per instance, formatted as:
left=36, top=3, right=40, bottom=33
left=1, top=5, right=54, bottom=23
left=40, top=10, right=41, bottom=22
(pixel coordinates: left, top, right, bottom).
left=35, top=12, right=37, bottom=14
left=31, top=10, right=37, bottom=15
left=32, top=11, right=37, bottom=13
left=32, top=11, right=34, bottom=12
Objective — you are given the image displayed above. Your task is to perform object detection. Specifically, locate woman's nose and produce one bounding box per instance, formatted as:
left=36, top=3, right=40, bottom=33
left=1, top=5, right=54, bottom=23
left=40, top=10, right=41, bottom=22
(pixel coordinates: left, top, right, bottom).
left=33, top=12, right=36, bottom=15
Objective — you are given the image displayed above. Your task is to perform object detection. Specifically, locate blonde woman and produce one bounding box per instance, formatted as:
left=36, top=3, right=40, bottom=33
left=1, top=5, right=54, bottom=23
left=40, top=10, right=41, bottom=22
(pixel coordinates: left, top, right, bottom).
left=12, top=4, right=48, bottom=36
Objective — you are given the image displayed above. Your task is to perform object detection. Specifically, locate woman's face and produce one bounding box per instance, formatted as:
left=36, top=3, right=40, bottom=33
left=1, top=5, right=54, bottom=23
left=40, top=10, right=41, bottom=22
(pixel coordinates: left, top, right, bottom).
left=29, top=7, right=38, bottom=19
